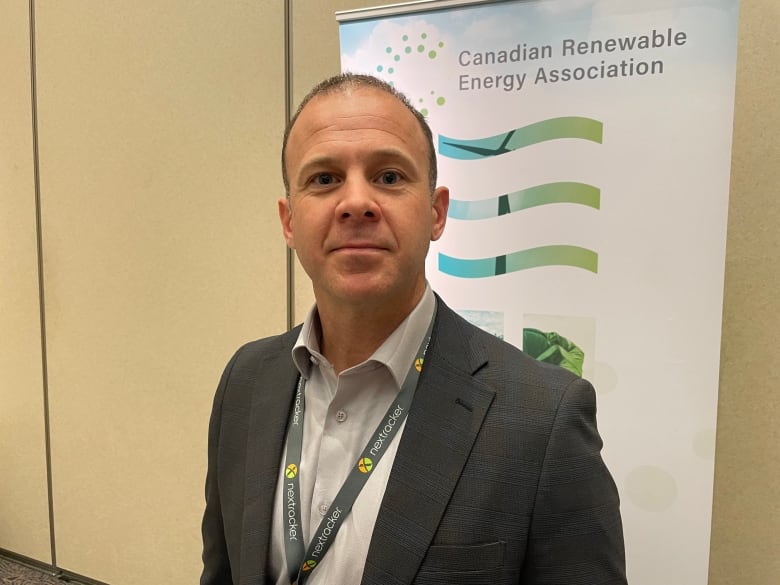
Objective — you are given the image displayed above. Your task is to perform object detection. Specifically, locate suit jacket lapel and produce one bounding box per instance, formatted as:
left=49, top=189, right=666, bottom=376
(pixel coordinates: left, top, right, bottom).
left=240, top=328, right=301, bottom=584
left=361, top=301, right=496, bottom=585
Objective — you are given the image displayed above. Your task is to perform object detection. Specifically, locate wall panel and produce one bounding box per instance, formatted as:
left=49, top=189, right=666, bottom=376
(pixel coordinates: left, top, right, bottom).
left=0, top=0, right=51, bottom=564
left=34, top=1, right=286, bottom=583
left=709, top=0, right=780, bottom=583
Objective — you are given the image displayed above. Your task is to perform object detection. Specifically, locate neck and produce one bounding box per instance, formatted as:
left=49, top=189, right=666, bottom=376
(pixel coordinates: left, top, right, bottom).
left=316, top=290, right=424, bottom=374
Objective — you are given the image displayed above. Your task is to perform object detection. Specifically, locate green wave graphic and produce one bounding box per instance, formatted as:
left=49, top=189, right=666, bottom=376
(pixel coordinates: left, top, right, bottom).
left=439, top=245, right=598, bottom=277
left=448, top=182, right=600, bottom=220
left=439, top=117, right=603, bottom=160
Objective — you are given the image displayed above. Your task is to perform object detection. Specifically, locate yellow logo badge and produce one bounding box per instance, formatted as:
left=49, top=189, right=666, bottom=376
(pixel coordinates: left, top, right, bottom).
left=285, top=464, right=298, bottom=479
left=358, top=457, right=373, bottom=473
left=302, top=559, right=316, bottom=572
left=415, top=358, right=424, bottom=372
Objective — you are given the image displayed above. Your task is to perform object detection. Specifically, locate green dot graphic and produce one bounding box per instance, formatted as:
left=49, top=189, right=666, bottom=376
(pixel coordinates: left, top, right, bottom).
left=437, top=97, right=445, bottom=106
left=421, top=33, right=428, bottom=39
left=386, top=46, right=392, bottom=53
left=394, top=54, right=400, bottom=61
left=402, top=34, right=408, bottom=41
left=439, top=41, right=444, bottom=48
left=421, top=108, right=429, bottom=116
left=417, top=45, right=425, bottom=52
left=405, top=46, right=412, bottom=54
left=376, top=65, right=383, bottom=72
left=429, top=50, right=437, bottom=59
left=388, top=67, right=394, bottom=74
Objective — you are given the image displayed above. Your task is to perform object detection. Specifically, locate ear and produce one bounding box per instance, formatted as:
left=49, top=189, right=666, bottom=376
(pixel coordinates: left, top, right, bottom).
left=278, top=197, right=296, bottom=248
left=430, top=186, right=449, bottom=242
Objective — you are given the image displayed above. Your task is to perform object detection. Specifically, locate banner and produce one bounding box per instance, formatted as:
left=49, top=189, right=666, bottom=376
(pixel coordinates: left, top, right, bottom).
left=339, top=0, right=739, bottom=583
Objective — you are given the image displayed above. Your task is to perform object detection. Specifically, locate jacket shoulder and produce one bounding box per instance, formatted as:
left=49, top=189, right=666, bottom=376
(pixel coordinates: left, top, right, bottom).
left=226, top=325, right=301, bottom=371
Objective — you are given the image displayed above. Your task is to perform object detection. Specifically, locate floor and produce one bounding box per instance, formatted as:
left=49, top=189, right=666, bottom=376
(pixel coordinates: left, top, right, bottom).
left=0, top=556, right=66, bottom=585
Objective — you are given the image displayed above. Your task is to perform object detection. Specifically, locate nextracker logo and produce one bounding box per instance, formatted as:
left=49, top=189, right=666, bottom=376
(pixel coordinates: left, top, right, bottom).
left=311, top=507, right=343, bottom=558
left=286, top=482, right=299, bottom=541
left=369, top=404, right=404, bottom=457
left=291, top=386, right=303, bottom=427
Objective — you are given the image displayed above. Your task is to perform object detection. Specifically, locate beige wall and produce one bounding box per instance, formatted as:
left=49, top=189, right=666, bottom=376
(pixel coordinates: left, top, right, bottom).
left=2, top=0, right=286, bottom=583
left=1, top=1, right=777, bottom=584
left=0, top=0, right=51, bottom=564
left=709, top=0, right=780, bottom=582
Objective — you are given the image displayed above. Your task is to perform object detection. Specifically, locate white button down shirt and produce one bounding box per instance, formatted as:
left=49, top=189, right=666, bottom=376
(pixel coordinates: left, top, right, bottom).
left=268, top=287, right=436, bottom=585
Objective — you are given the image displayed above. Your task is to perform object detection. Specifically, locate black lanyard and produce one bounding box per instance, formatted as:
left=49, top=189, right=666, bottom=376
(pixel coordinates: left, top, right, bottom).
left=282, top=311, right=436, bottom=585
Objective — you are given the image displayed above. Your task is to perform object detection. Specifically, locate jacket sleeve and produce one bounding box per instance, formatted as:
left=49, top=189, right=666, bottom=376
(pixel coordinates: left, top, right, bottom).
left=520, top=377, right=627, bottom=584
left=200, top=353, right=238, bottom=585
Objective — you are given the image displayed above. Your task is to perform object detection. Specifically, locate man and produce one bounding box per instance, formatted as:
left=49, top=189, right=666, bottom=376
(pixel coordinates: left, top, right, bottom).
left=201, top=73, right=626, bottom=585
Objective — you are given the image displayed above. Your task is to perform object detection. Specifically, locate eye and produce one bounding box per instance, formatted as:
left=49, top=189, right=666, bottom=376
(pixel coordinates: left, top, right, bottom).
left=378, top=171, right=401, bottom=185
left=313, top=173, right=337, bottom=186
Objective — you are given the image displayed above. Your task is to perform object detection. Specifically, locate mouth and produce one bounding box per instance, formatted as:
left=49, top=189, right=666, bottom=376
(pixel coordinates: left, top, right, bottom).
left=332, top=242, right=388, bottom=252
left=332, top=247, right=386, bottom=257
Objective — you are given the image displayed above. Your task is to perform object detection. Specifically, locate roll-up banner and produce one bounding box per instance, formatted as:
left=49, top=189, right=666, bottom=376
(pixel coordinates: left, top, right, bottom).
left=338, top=0, right=739, bottom=582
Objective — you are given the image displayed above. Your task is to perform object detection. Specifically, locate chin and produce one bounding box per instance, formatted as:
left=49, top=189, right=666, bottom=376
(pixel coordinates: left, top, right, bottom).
left=327, top=278, right=397, bottom=303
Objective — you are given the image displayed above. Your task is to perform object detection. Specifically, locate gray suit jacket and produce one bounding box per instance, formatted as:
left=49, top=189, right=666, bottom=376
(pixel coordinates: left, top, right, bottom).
left=201, top=298, right=626, bottom=585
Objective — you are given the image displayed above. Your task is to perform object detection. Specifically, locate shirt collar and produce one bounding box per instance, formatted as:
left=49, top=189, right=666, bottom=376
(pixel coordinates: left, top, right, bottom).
left=291, top=285, right=436, bottom=388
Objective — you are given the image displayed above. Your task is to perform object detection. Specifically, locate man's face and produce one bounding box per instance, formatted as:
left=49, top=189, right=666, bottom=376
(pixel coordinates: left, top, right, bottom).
left=279, top=87, right=448, bottom=313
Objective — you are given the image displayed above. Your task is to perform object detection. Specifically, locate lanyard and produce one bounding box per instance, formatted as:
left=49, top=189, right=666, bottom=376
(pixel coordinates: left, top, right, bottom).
left=282, top=311, right=436, bottom=585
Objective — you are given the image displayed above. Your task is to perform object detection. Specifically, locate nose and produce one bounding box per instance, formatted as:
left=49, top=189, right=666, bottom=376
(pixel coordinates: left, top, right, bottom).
left=334, top=177, right=381, bottom=222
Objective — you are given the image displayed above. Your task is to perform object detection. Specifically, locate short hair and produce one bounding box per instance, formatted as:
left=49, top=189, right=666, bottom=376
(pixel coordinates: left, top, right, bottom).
left=281, top=73, right=437, bottom=195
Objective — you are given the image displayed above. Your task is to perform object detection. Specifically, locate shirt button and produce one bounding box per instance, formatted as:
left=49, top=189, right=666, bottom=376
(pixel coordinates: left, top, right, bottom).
left=336, top=410, right=347, bottom=423
left=319, top=503, right=329, bottom=516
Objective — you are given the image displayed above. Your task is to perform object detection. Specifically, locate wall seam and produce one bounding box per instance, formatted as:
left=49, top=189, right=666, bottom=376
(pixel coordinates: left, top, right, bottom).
left=284, top=0, right=295, bottom=329
left=28, top=0, right=57, bottom=571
